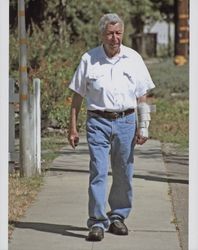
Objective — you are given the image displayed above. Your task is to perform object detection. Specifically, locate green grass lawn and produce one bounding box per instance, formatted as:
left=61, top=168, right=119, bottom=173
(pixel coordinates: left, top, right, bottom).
left=147, top=58, right=189, bottom=148
left=149, top=98, right=189, bottom=147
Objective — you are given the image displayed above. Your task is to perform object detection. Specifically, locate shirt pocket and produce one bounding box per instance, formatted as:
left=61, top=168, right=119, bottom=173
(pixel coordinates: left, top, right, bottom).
left=122, top=71, right=137, bottom=95
left=123, top=71, right=136, bottom=84
left=87, top=73, right=105, bottom=90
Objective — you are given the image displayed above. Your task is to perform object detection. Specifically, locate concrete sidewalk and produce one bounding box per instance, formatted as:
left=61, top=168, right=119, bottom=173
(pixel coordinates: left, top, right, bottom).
left=9, top=136, right=181, bottom=250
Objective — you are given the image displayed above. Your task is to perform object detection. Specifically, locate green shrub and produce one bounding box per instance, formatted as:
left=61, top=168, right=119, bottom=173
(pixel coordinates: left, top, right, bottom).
left=10, top=21, right=86, bottom=129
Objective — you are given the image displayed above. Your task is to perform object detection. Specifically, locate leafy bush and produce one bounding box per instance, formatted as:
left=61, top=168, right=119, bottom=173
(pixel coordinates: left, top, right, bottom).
left=10, top=21, right=86, bottom=130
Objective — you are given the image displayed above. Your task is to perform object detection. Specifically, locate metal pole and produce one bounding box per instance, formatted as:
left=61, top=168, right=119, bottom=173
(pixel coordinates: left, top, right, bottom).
left=174, top=0, right=189, bottom=65
left=0, top=0, right=9, bottom=249
left=18, top=0, right=32, bottom=177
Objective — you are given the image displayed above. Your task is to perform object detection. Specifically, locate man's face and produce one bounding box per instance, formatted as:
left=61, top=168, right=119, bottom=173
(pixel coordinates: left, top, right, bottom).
left=101, top=22, right=124, bottom=57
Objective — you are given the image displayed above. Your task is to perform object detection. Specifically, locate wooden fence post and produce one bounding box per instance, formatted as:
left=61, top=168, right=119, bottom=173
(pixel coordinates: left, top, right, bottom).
left=29, top=79, right=41, bottom=175
left=33, top=78, right=41, bottom=174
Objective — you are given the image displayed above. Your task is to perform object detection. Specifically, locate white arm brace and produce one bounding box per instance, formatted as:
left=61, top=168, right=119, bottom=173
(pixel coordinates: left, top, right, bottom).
left=137, top=102, right=151, bottom=138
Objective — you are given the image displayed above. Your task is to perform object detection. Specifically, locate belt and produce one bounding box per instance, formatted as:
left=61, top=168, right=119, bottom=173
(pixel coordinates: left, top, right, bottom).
left=88, top=108, right=135, bottom=120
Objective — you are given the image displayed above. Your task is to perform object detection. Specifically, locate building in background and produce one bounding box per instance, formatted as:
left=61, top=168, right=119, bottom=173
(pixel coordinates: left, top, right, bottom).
left=144, top=21, right=175, bottom=57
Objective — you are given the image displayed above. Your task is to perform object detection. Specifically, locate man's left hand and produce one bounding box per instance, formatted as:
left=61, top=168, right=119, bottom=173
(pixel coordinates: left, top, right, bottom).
left=135, top=128, right=148, bottom=145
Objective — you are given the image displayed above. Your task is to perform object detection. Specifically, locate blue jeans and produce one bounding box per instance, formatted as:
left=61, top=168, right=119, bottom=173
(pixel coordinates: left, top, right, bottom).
left=86, top=112, right=136, bottom=230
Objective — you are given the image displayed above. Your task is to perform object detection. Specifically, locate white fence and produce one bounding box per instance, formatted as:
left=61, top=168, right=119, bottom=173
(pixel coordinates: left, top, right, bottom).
left=9, top=78, right=19, bottom=165
left=9, top=78, right=41, bottom=174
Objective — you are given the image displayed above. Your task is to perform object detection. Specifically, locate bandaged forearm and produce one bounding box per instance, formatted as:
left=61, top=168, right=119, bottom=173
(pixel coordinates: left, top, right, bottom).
left=137, top=102, right=151, bottom=138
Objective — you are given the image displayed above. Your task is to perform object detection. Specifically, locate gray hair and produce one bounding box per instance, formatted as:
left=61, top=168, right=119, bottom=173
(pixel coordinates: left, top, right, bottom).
left=99, top=13, right=124, bottom=34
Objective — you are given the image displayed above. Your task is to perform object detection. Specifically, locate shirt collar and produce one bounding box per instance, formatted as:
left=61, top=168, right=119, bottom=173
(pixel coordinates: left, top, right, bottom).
left=119, top=45, right=129, bottom=58
left=100, top=44, right=128, bottom=60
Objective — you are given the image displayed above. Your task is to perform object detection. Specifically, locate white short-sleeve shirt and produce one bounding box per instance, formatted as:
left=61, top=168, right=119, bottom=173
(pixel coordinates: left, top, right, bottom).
left=69, top=44, right=155, bottom=111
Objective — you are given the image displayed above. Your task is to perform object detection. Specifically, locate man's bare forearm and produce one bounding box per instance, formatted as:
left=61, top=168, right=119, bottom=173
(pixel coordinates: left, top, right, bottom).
left=68, top=92, right=83, bottom=148
left=137, top=94, right=147, bottom=104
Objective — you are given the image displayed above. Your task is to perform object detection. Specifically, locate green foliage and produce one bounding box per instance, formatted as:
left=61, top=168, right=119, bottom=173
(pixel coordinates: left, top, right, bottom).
left=10, top=0, right=132, bottom=48
left=147, top=58, right=189, bottom=147
left=151, top=0, right=174, bottom=20
left=128, top=0, right=174, bottom=34
left=10, top=0, right=174, bottom=44
left=128, top=0, right=161, bottom=33
left=147, top=59, right=189, bottom=99
left=10, top=20, right=83, bottom=128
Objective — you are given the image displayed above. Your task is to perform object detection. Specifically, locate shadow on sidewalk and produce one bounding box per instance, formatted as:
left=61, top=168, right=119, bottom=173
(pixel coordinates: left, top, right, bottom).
left=133, top=173, right=188, bottom=184
left=54, top=149, right=90, bottom=156
left=47, top=168, right=188, bottom=185
left=10, top=221, right=88, bottom=239
left=136, top=148, right=188, bottom=166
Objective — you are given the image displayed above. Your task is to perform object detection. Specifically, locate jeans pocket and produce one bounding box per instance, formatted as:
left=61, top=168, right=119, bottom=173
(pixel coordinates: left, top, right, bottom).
left=124, top=113, right=136, bottom=124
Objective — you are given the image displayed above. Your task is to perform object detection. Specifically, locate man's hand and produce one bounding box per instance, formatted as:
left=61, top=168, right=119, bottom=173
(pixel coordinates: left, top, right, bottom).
left=135, top=128, right=148, bottom=145
left=68, top=130, right=79, bottom=149
left=67, top=92, right=83, bottom=149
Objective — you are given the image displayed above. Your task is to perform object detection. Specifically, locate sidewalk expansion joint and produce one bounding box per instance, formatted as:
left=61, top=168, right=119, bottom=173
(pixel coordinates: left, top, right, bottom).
left=130, top=229, right=176, bottom=233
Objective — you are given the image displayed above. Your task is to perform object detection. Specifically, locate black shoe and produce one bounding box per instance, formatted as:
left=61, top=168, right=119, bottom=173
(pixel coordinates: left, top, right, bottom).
left=86, top=226, right=104, bottom=241
left=109, top=220, right=128, bottom=235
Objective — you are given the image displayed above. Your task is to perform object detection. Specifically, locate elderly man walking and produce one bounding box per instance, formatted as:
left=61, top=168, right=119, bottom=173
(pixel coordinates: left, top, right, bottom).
left=68, top=13, right=155, bottom=241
